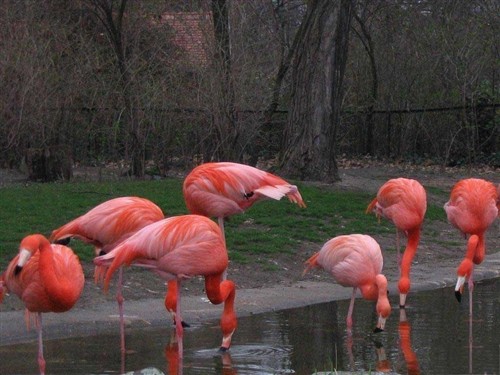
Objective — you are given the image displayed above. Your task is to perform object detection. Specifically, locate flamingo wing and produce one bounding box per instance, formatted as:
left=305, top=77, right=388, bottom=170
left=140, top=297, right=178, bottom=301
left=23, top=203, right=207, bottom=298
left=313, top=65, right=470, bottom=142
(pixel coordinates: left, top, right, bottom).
left=444, top=178, right=498, bottom=234
left=372, top=178, right=427, bottom=231
left=50, top=196, right=164, bottom=248
left=316, top=234, right=383, bottom=287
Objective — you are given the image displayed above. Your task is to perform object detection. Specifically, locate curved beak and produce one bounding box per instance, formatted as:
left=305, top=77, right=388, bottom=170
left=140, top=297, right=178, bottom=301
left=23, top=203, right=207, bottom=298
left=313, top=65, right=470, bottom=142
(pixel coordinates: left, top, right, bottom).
left=374, top=316, right=386, bottom=333
left=14, top=249, right=32, bottom=276
left=455, top=276, right=466, bottom=303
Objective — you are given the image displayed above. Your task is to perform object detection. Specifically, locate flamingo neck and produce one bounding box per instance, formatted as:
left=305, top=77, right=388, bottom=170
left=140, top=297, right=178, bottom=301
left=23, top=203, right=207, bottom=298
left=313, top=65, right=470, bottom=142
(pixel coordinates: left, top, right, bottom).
left=205, top=274, right=237, bottom=350
left=375, top=274, right=391, bottom=319
left=465, top=234, right=484, bottom=265
left=400, top=228, right=420, bottom=277
left=457, top=234, right=481, bottom=277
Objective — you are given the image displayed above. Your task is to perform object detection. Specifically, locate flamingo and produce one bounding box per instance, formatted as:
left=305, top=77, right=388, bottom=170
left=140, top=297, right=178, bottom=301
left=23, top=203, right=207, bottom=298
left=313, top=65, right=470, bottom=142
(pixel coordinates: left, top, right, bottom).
left=443, top=178, right=498, bottom=314
left=366, top=178, right=427, bottom=308
left=303, top=234, right=391, bottom=332
left=49, top=196, right=166, bottom=353
left=93, top=214, right=237, bottom=357
left=183, top=162, right=306, bottom=244
left=0, top=234, right=84, bottom=375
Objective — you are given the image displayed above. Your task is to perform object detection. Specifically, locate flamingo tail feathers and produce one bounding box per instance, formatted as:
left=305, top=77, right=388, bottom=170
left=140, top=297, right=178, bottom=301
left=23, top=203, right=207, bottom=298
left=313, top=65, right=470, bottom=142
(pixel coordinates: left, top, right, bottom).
left=94, top=245, right=139, bottom=292
left=49, top=222, right=79, bottom=243
left=254, top=185, right=306, bottom=208
left=303, top=252, right=321, bottom=277
left=366, top=197, right=378, bottom=214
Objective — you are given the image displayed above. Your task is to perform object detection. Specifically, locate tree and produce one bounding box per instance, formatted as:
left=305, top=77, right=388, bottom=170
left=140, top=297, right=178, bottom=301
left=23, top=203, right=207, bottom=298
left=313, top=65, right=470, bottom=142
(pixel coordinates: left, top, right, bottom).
left=279, top=0, right=355, bottom=181
left=84, top=0, right=145, bottom=177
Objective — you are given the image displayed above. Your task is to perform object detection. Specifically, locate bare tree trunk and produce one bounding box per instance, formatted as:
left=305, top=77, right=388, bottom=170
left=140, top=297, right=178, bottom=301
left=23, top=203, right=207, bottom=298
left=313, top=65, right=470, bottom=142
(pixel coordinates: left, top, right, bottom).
left=279, top=0, right=354, bottom=182
left=353, top=9, right=378, bottom=156
left=86, top=0, right=144, bottom=177
left=211, top=0, right=236, bottom=161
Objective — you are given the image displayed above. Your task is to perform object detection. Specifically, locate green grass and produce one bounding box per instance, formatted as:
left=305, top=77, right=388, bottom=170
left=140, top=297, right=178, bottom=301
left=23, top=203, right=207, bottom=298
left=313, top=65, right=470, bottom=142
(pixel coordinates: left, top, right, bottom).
left=0, top=179, right=448, bottom=268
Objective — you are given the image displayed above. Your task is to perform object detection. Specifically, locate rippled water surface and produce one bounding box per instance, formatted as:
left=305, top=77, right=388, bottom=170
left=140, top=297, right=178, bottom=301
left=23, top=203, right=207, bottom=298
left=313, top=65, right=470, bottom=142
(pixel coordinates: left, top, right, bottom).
left=1, top=278, right=499, bottom=374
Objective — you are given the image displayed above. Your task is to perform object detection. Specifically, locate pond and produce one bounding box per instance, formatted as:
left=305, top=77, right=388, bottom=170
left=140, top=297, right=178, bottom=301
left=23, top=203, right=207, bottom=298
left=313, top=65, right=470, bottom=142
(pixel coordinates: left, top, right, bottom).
left=0, top=278, right=498, bottom=374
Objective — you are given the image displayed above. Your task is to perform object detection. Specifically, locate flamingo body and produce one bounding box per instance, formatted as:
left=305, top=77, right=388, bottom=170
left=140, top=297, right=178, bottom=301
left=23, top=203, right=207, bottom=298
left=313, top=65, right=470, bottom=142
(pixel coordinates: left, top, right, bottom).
left=304, top=234, right=391, bottom=332
left=444, top=178, right=498, bottom=305
left=367, top=178, right=427, bottom=307
left=183, top=162, right=306, bottom=220
left=94, top=214, right=237, bottom=354
left=1, top=234, right=84, bottom=374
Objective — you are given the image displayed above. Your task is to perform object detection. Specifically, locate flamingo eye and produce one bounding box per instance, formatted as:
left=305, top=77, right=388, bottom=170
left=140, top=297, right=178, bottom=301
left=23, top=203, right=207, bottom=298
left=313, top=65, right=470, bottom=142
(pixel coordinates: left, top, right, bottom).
left=244, top=192, right=254, bottom=199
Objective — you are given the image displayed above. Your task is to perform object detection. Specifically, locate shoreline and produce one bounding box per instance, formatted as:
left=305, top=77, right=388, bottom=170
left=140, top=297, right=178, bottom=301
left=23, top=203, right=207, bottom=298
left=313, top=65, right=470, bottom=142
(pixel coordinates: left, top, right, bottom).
left=1, top=251, right=499, bottom=347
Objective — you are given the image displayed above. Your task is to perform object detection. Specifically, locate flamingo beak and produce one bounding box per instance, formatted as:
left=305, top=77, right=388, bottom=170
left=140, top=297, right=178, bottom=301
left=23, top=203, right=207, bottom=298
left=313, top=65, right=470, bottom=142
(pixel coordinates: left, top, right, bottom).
left=14, top=249, right=32, bottom=276
left=373, top=316, right=386, bottom=333
left=219, top=329, right=235, bottom=352
left=455, top=276, right=466, bottom=303
left=399, top=293, right=407, bottom=309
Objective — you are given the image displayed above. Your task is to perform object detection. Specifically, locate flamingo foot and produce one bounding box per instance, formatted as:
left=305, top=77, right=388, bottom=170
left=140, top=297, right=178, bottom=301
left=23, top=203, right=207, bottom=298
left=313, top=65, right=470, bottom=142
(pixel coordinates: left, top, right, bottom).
left=173, top=319, right=191, bottom=328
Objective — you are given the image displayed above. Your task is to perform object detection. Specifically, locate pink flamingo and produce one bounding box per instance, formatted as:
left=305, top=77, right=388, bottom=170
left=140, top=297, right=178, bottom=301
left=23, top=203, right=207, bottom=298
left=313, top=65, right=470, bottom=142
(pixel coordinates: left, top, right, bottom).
left=366, top=178, right=427, bottom=308
left=444, top=178, right=498, bottom=314
left=304, top=234, right=391, bottom=332
left=49, top=196, right=166, bottom=353
left=0, top=234, right=84, bottom=374
left=94, top=214, right=237, bottom=357
left=183, top=162, right=306, bottom=244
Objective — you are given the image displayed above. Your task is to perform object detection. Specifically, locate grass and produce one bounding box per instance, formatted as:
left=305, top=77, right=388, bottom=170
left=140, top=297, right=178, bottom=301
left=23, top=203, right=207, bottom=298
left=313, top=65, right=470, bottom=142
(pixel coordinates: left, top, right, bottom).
left=0, top=179, right=449, bottom=268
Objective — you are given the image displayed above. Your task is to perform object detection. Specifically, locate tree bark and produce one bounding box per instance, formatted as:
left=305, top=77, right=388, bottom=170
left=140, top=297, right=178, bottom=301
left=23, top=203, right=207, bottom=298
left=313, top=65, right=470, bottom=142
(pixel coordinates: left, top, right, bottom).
left=279, top=0, right=354, bottom=182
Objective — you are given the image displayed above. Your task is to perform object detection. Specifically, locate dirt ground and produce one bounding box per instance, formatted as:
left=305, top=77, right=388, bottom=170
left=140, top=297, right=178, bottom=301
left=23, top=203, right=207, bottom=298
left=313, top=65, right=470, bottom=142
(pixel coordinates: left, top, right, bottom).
left=0, top=160, right=499, bottom=314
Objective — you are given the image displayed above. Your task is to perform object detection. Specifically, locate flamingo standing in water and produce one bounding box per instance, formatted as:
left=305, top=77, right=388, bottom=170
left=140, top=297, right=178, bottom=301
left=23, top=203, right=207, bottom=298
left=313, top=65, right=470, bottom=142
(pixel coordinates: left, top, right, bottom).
left=93, top=214, right=237, bottom=357
left=303, top=234, right=391, bottom=332
left=366, top=178, right=427, bottom=308
left=183, top=162, right=306, bottom=244
left=0, top=234, right=84, bottom=375
left=443, top=178, right=498, bottom=314
left=49, top=196, right=166, bottom=352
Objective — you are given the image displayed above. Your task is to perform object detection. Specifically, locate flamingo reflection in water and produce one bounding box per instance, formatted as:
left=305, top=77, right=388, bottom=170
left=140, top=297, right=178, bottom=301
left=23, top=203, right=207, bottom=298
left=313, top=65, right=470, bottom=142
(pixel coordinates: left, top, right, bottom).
left=164, top=333, right=238, bottom=375
left=398, top=309, right=420, bottom=375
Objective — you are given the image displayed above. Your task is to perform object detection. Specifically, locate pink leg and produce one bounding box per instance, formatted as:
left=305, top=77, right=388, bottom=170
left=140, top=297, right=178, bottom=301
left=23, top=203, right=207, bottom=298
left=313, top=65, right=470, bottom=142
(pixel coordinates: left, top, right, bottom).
left=175, top=279, right=184, bottom=359
left=396, top=229, right=401, bottom=269
left=116, top=266, right=126, bottom=354
left=37, top=313, right=46, bottom=375
left=218, top=217, right=228, bottom=280
left=346, top=287, right=357, bottom=330
left=468, top=267, right=474, bottom=317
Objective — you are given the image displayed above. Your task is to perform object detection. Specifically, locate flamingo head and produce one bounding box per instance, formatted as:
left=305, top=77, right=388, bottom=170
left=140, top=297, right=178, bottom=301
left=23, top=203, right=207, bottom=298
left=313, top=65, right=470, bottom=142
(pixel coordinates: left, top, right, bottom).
left=374, top=274, right=391, bottom=333
left=15, top=235, right=44, bottom=275
left=455, top=258, right=473, bottom=302
left=398, top=276, right=411, bottom=308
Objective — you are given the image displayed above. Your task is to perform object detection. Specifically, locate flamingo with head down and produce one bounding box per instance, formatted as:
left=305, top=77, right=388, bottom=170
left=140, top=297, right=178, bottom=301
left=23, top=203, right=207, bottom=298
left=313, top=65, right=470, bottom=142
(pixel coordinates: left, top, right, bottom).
left=49, top=196, right=167, bottom=353
left=303, top=234, right=391, bottom=332
left=183, top=162, right=306, bottom=244
left=444, top=178, right=498, bottom=315
left=94, top=214, right=237, bottom=357
left=366, top=178, right=427, bottom=308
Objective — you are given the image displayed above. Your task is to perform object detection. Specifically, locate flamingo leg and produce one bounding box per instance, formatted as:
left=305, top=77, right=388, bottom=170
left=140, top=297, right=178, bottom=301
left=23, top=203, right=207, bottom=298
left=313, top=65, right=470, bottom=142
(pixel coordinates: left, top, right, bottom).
left=218, top=216, right=228, bottom=280
left=175, top=279, right=184, bottom=359
left=396, top=229, right=401, bottom=269
left=116, top=266, right=126, bottom=354
left=468, top=267, right=474, bottom=317
left=37, top=313, right=46, bottom=375
left=346, top=287, right=357, bottom=330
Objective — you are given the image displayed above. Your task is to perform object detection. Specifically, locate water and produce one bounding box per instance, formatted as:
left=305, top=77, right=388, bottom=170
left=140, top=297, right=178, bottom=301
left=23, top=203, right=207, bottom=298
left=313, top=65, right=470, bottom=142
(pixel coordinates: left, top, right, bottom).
left=1, top=278, right=498, bottom=374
